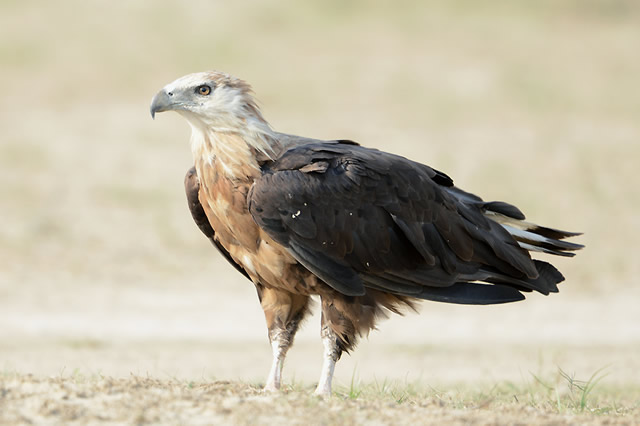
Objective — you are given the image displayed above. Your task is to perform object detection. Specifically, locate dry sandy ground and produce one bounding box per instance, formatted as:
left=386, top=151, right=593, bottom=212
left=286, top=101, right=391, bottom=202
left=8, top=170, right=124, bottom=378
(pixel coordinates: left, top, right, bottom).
left=2, top=287, right=639, bottom=424
left=3, top=374, right=637, bottom=426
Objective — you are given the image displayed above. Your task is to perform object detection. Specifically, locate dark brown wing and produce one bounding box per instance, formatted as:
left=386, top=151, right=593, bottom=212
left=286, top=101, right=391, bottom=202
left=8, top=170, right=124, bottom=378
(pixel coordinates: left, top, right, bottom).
left=248, top=142, right=566, bottom=304
left=184, top=167, right=250, bottom=281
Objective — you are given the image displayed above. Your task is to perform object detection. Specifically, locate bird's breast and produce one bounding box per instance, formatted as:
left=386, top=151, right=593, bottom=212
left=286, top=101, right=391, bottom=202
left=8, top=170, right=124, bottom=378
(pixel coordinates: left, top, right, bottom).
left=195, top=159, right=314, bottom=295
left=196, top=159, right=259, bottom=250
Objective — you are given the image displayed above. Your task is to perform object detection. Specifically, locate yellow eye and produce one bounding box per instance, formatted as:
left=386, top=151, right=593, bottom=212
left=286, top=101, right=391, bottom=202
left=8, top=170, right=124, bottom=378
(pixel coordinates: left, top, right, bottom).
left=197, top=85, right=211, bottom=96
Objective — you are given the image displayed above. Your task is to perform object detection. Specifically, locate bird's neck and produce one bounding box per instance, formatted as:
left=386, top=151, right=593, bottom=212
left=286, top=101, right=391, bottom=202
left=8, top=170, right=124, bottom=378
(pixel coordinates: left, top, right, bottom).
left=189, top=115, right=282, bottom=182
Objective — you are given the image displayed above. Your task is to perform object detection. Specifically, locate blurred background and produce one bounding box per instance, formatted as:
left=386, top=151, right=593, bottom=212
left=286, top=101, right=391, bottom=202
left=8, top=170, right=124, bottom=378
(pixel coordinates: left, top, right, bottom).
left=1, top=0, right=638, bottom=389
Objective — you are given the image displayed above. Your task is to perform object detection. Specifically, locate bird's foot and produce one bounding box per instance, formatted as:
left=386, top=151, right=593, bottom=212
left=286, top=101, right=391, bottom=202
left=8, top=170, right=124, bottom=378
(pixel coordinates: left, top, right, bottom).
left=262, top=382, right=281, bottom=393
left=312, top=384, right=332, bottom=398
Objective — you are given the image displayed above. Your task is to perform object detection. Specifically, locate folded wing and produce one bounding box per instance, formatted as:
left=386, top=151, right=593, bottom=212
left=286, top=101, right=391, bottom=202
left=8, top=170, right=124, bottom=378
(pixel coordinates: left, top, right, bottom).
left=248, top=142, right=582, bottom=304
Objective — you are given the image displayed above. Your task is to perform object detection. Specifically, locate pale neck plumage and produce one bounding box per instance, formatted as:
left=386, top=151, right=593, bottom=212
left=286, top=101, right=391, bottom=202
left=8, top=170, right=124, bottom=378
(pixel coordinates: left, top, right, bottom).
left=187, top=112, right=283, bottom=181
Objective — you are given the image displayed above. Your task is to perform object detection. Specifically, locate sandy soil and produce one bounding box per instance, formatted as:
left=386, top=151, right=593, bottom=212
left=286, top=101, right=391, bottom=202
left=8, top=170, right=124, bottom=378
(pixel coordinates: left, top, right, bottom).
left=2, top=282, right=640, bottom=386
left=1, top=284, right=639, bottom=424
left=4, top=374, right=637, bottom=426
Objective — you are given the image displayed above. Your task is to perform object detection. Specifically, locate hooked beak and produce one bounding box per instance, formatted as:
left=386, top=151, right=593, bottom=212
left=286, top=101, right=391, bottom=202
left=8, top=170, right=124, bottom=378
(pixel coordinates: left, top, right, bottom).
left=150, top=89, right=174, bottom=119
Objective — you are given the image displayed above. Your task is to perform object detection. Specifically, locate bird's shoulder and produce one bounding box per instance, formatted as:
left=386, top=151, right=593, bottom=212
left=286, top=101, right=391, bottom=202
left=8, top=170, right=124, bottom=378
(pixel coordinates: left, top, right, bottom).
left=263, top=139, right=453, bottom=188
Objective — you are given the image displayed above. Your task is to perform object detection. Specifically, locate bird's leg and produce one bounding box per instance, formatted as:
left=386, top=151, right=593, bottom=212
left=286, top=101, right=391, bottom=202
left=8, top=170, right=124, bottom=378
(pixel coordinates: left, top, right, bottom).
left=264, top=334, right=286, bottom=392
left=258, top=287, right=310, bottom=392
left=264, top=314, right=304, bottom=392
left=314, top=295, right=359, bottom=397
left=313, top=322, right=341, bottom=397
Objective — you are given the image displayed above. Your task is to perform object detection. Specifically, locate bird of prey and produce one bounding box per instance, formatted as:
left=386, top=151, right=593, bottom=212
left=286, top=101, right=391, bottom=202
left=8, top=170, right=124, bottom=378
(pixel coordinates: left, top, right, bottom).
left=150, top=71, right=583, bottom=396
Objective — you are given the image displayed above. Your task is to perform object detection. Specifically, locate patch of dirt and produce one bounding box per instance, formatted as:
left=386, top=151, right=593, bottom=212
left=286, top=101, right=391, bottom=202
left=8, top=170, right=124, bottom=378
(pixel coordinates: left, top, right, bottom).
left=1, top=375, right=633, bottom=425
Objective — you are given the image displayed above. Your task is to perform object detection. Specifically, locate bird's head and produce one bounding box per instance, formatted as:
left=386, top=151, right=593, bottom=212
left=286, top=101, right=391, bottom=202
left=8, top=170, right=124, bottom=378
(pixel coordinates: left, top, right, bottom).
left=150, top=71, right=264, bottom=132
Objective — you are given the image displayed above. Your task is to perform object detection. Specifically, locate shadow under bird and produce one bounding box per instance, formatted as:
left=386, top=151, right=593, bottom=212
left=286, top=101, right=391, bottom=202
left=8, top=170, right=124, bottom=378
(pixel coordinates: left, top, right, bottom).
left=150, top=71, right=583, bottom=396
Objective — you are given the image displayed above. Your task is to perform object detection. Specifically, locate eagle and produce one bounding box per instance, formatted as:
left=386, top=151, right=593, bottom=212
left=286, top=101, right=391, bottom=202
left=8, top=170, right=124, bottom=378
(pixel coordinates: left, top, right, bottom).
left=150, top=71, right=583, bottom=396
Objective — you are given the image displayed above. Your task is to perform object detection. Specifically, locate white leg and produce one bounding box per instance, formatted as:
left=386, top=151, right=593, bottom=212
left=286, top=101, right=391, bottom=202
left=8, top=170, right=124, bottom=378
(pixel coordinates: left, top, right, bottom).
left=262, top=310, right=306, bottom=392
left=264, top=339, right=286, bottom=392
left=313, top=326, right=340, bottom=397
left=258, top=289, right=309, bottom=393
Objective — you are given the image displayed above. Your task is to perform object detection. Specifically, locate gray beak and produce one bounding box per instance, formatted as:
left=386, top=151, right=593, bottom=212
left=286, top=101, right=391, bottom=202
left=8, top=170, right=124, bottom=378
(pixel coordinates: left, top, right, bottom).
left=150, top=89, right=173, bottom=119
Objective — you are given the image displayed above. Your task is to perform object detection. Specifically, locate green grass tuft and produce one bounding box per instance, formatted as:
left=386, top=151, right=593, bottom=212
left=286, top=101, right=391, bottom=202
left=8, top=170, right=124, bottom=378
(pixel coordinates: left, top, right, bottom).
left=558, top=365, right=611, bottom=412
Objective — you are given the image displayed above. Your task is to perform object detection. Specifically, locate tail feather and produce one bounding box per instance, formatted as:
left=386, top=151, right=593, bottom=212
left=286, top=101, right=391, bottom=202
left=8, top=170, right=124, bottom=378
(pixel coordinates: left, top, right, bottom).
left=481, top=260, right=564, bottom=295
left=486, top=212, right=584, bottom=257
left=518, top=242, right=575, bottom=257
left=412, top=282, right=526, bottom=305
left=526, top=224, right=582, bottom=240
left=362, top=259, right=565, bottom=304
left=502, top=224, right=583, bottom=256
